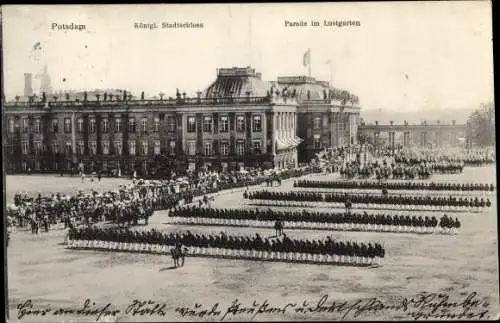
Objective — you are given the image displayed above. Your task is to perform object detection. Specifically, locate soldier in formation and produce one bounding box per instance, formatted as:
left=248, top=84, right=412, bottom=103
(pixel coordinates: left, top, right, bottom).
left=169, top=206, right=460, bottom=234
left=246, top=190, right=492, bottom=210
left=295, top=180, right=495, bottom=192
left=394, top=147, right=494, bottom=167
left=67, top=227, right=386, bottom=266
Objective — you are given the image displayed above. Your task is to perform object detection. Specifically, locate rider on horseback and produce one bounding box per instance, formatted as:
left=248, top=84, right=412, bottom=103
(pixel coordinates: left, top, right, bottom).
left=171, top=239, right=186, bottom=268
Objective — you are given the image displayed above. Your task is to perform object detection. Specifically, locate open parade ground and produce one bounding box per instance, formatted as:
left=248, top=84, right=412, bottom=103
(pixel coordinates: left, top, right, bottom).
left=6, top=166, right=499, bottom=322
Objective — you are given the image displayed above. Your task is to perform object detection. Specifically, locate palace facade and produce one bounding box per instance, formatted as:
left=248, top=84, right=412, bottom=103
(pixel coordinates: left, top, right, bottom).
left=3, top=67, right=361, bottom=176
left=358, top=120, right=469, bottom=149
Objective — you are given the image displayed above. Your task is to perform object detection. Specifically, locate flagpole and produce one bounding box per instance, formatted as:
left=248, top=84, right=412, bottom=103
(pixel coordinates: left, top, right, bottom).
left=248, top=10, right=252, bottom=66
left=308, top=56, right=311, bottom=77
left=329, top=61, right=333, bottom=86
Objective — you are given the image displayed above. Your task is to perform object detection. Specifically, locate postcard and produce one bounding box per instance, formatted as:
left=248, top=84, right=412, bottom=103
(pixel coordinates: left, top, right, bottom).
left=2, top=2, right=497, bottom=322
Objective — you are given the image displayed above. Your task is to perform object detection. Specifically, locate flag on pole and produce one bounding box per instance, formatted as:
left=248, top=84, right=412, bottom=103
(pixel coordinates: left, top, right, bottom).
left=326, top=59, right=333, bottom=85
left=303, top=49, right=311, bottom=67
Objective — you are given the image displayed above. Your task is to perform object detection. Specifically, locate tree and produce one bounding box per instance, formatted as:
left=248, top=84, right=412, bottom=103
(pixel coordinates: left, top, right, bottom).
left=467, top=102, right=495, bottom=147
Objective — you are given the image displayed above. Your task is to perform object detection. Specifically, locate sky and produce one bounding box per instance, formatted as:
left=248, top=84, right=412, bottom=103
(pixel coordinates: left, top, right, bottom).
left=2, top=2, right=494, bottom=111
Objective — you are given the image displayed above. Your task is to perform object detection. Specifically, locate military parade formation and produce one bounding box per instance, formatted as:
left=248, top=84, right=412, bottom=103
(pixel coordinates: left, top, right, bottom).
left=294, top=180, right=495, bottom=192
left=66, top=226, right=386, bottom=266
left=169, top=206, right=461, bottom=234
left=394, top=147, right=495, bottom=167
left=339, top=160, right=433, bottom=180
left=7, top=166, right=318, bottom=234
left=7, top=144, right=496, bottom=268
left=245, top=190, right=492, bottom=209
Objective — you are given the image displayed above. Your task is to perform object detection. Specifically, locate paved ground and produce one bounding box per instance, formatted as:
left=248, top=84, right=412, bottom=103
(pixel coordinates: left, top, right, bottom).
left=6, top=167, right=499, bottom=322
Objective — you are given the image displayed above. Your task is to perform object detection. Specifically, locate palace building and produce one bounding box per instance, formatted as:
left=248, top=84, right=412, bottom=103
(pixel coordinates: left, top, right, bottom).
left=2, top=66, right=361, bottom=176
left=358, top=120, right=469, bottom=149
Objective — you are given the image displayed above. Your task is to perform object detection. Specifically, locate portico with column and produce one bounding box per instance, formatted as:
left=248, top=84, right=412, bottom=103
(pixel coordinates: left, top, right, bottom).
left=273, top=106, right=300, bottom=169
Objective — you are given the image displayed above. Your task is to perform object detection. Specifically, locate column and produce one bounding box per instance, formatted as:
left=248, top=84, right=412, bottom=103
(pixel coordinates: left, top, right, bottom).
left=278, top=112, right=282, bottom=138
left=229, top=112, right=236, bottom=156
left=330, top=112, right=336, bottom=147
left=286, top=112, right=290, bottom=138
left=420, top=132, right=427, bottom=147
left=270, top=112, right=276, bottom=155
left=287, top=112, right=290, bottom=138
left=176, top=113, right=183, bottom=156
left=245, top=112, right=252, bottom=152
left=71, top=112, right=77, bottom=163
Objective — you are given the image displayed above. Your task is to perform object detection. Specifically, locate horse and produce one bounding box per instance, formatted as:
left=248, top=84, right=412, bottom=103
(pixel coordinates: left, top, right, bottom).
left=170, top=246, right=188, bottom=268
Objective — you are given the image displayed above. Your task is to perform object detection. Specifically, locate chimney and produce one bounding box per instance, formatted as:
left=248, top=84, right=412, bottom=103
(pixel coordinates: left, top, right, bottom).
left=452, top=120, right=456, bottom=126
left=24, top=73, right=33, bottom=97
left=390, top=120, right=394, bottom=126
left=375, top=121, right=379, bottom=126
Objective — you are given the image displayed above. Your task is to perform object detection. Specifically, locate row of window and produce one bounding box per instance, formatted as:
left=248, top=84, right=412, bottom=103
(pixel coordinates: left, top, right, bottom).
left=313, top=117, right=333, bottom=130
left=185, top=140, right=261, bottom=156
left=8, top=114, right=263, bottom=134
left=74, top=118, right=165, bottom=134
left=7, top=117, right=166, bottom=134
left=7, top=119, right=42, bottom=133
left=18, top=139, right=261, bottom=157
left=19, top=140, right=165, bottom=156
left=187, top=115, right=261, bottom=133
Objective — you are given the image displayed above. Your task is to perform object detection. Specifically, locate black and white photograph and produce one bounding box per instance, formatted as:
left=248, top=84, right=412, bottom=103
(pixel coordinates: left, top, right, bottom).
left=2, top=2, right=497, bottom=321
